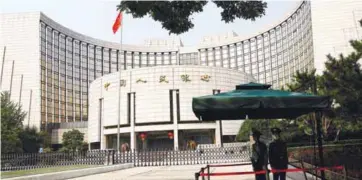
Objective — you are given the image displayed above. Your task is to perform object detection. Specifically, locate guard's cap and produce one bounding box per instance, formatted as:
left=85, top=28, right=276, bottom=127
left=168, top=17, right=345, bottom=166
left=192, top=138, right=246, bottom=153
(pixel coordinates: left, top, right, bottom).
left=271, top=127, right=282, bottom=134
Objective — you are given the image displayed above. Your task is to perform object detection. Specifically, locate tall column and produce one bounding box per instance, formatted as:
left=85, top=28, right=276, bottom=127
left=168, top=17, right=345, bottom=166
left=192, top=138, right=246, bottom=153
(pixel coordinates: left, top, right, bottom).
left=215, top=121, right=222, bottom=146
left=173, top=97, right=179, bottom=151
left=130, top=90, right=136, bottom=150
left=99, top=78, right=105, bottom=149
left=100, top=99, right=106, bottom=149
left=100, top=134, right=106, bottom=149
left=130, top=94, right=137, bottom=150
left=213, top=89, right=223, bottom=147
left=174, top=89, right=180, bottom=150
left=173, top=129, right=178, bottom=150
left=130, top=128, right=136, bottom=150
left=100, top=97, right=105, bottom=149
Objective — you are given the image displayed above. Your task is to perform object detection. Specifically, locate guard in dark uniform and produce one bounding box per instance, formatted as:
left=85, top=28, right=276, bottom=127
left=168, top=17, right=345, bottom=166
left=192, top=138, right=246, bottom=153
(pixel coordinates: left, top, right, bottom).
left=269, top=128, right=288, bottom=180
left=250, top=129, right=268, bottom=180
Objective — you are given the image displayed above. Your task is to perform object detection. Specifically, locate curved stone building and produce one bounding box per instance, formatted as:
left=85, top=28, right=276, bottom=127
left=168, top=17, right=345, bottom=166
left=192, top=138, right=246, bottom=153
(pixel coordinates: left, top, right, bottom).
left=1, top=0, right=362, bottom=147
left=88, top=66, right=255, bottom=149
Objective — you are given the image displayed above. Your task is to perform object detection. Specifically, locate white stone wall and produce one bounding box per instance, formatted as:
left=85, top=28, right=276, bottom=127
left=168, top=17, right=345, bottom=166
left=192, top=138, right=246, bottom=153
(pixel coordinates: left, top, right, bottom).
left=310, top=0, right=362, bottom=75
left=0, top=12, right=41, bottom=129
left=88, top=66, right=255, bottom=143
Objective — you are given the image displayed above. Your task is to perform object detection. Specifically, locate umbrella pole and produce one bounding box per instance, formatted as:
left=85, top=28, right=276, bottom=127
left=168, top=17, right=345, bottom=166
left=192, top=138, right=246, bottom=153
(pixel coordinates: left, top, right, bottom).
left=315, top=111, right=326, bottom=180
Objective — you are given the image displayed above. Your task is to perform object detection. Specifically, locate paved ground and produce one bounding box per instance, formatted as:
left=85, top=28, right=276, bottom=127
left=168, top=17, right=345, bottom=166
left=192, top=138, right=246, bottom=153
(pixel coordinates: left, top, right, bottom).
left=68, top=164, right=297, bottom=180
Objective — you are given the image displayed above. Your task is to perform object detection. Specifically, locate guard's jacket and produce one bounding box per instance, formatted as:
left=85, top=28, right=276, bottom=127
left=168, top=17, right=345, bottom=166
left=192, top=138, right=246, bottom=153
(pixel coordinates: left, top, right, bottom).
left=268, top=139, right=288, bottom=169
left=250, top=141, right=268, bottom=170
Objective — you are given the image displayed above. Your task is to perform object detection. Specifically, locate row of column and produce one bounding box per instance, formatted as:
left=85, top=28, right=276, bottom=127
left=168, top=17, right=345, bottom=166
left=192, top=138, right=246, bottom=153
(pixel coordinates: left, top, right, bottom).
left=101, top=127, right=221, bottom=150
left=99, top=88, right=222, bottom=150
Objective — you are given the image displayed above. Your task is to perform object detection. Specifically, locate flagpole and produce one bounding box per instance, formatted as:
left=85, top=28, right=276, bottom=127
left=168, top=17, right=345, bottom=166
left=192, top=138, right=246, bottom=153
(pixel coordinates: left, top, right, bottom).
left=117, top=12, right=123, bottom=153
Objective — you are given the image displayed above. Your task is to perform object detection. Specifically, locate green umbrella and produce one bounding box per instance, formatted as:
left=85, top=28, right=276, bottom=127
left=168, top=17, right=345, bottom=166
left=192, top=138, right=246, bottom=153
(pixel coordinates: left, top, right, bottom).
left=192, top=82, right=331, bottom=180
left=192, top=82, right=331, bottom=120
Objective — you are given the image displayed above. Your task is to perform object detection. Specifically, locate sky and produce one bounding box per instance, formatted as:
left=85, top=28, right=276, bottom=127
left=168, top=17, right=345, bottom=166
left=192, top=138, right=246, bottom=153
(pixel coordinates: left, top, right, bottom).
left=0, top=0, right=301, bottom=46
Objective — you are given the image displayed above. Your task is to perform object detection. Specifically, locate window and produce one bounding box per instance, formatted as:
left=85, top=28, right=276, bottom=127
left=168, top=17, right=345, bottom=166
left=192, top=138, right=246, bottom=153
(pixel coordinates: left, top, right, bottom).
left=156, top=53, right=162, bottom=65
left=103, top=48, right=110, bottom=74
left=180, top=52, right=198, bottom=65
left=111, top=50, right=117, bottom=72
left=141, top=53, right=147, bottom=66
left=95, top=47, right=102, bottom=77
left=134, top=52, right=140, bottom=68
left=149, top=53, right=155, bottom=66
left=126, top=52, right=132, bottom=69
left=163, top=52, right=171, bottom=65
left=171, top=52, right=177, bottom=65
left=88, top=45, right=95, bottom=81
left=207, top=49, right=214, bottom=66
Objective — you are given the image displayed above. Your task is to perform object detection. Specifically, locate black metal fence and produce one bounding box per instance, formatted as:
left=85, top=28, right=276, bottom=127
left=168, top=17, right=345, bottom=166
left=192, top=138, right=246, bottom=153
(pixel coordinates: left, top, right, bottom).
left=1, top=150, right=110, bottom=171
left=116, top=146, right=250, bottom=166
left=1, top=146, right=250, bottom=171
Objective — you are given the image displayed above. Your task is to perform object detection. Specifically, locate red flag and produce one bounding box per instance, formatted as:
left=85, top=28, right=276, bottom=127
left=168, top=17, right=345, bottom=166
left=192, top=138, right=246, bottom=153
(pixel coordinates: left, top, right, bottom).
left=112, top=12, right=122, bottom=34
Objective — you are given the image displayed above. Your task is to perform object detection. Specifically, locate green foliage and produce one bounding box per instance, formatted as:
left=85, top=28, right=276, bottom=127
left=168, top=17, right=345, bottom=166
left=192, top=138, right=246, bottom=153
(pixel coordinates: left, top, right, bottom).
left=285, top=21, right=362, bottom=141
left=236, top=119, right=287, bottom=142
left=1, top=91, right=52, bottom=153
left=321, top=41, right=362, bottom=119
left=19, top=126, right=40, bottom=153
left=20, top=128, right=52, bottom=153
left=43, top=147, right=53, bottom=153
left=117, top=1, right=267, bottom=34
left=81, top=142, right=89, bottom=152
left=287, top=71, right=342, bottom=140
left=61, top=129, right=85, bottom=152
left=38, top=131, right=52, bottom=149
left=236, top=120, right=253, bottom=142
left=286, top=69, right=321, bottom=95
left=1, top=91, right=25, bottom=153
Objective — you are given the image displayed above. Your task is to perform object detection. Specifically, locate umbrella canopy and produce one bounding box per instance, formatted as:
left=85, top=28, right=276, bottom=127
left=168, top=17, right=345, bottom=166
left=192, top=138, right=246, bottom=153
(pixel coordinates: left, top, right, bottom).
left=192, top=82, right=331, bottom=120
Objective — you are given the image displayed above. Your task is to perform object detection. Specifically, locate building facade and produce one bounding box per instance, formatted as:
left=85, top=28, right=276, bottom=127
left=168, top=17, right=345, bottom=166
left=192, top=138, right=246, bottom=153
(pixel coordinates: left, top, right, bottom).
left=88, top=66, right=255, bottom=150
left=1, top=0, right=362, bottom=146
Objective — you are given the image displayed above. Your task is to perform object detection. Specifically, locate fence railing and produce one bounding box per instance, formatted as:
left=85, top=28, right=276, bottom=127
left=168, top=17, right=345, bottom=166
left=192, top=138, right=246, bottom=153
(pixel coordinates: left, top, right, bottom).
left=1, top=150, right=109, bottom=171
left=116, top=146, right=250, bottom=167
left=1, top=146, right=250, bottom=171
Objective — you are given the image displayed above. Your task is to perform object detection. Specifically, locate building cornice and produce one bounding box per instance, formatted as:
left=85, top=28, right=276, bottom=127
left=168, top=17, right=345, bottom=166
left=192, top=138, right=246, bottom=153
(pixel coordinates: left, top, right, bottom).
left=196, top=0, right=306, bottom=49
left=39, top=12, right=179, bottom=53
left=4, top=0, right=305, bottom=52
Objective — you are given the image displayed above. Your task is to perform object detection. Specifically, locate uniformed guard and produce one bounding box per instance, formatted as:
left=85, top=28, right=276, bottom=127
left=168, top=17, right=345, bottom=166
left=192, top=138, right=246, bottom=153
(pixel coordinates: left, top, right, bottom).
left=269, top=127, right=288, bottom=180
left=250, top=129, right=268, bottom=180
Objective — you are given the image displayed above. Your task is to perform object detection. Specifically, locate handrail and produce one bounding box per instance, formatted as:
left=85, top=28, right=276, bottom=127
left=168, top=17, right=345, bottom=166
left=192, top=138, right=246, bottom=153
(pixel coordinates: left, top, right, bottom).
left=195, top=163, right=343, bottom=180
left=194, top=160, right=334, bottom=180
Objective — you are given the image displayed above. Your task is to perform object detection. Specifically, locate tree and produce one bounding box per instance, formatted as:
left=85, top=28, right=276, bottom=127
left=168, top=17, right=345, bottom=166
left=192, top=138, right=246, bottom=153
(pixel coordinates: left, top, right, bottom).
left=286, top=69, right=320, bottom=95
left=19, top=126, right=40, bottom=153
left=117, top=1, right=267, bottom=34
left=60, top=129, right=85, bottom=152
left=236, top=119, right=288, bottom=142
left=38, top=131, right=52, bottom=151
left=1, top=91, right=26, bottom=153
left=322, top=42, right=362, bottom=120
left=286, top=70, right=338, bottom=140
left=287, top=22, right=362, bottom=140
left=319, top=38, right=362, bottom=140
